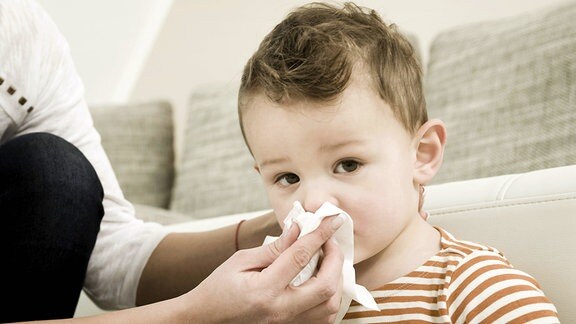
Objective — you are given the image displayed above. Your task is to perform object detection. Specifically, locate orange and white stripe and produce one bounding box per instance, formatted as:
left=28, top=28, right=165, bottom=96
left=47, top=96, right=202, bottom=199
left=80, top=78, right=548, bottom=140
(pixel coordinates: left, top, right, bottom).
left=342, top=227, right=559, bottom=323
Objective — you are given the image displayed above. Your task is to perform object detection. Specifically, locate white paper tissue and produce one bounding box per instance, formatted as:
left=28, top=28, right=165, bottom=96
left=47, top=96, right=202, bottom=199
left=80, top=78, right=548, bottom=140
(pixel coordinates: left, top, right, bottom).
left=264, top=201, right=379, bottom=322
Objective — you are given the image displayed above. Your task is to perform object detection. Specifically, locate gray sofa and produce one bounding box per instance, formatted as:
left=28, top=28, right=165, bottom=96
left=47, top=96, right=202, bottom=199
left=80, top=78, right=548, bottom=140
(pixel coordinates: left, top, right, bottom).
left=80, top=2, right=576, bottom=321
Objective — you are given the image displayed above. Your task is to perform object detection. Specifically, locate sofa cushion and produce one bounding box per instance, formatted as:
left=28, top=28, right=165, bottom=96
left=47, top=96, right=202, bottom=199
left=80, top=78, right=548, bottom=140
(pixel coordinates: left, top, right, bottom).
left=169, top=83, right=270, bottom=219
left=425, top=2, right=576, bottom=184
left=90, top=101, right=175, bottom=208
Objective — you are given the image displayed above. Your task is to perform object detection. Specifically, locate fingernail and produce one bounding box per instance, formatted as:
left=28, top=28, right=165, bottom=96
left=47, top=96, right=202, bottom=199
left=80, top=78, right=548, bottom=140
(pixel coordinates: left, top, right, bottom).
left=330, top=214, right=345, bottom=230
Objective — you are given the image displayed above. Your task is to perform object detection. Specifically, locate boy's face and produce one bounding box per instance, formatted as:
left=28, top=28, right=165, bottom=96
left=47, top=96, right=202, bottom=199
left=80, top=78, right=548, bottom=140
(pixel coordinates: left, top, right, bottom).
left=242, top=77, right=422, bottom=265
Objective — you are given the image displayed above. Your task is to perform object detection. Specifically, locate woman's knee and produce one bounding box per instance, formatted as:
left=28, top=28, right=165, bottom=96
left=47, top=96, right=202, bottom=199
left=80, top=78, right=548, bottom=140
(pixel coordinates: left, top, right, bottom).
left=0, top=132, right=104, bottom=238
left=1, top=133, right=102, bottom=194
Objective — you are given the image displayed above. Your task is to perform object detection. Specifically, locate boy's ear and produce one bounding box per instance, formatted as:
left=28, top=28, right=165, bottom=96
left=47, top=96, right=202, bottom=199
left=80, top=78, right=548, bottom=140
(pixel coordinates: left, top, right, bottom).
left=413, top=119, right=447, bottom=185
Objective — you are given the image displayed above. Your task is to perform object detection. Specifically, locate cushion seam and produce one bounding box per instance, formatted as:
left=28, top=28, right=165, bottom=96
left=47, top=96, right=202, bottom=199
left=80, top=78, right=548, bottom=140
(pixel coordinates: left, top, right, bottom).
left=431, top=195, right=576, bottom=216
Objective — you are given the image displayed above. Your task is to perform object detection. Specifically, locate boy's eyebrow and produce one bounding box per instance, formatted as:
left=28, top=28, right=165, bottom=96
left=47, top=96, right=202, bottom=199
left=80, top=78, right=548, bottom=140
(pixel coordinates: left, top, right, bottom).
left=259, top=140, right=364, bottom=168
left=319, top=139, right=364, bottom=152
left=259, top=156, right=290, bottom=168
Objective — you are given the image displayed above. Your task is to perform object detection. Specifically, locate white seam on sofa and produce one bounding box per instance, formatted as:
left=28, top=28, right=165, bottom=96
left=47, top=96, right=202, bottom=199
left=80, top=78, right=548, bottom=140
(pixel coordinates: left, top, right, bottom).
left=431, top=195, right=576, bottom=216
left=496, top=173, right=523, bottom=200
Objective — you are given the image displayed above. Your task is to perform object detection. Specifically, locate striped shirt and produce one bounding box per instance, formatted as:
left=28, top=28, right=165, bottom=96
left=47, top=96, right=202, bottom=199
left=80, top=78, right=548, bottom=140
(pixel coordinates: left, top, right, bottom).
left=343, top=227, right=559, bottom=323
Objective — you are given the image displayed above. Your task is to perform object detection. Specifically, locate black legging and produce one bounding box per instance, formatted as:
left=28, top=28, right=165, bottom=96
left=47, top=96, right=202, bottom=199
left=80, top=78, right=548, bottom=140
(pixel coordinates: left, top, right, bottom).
left=0, top=133, right=104, bottom=322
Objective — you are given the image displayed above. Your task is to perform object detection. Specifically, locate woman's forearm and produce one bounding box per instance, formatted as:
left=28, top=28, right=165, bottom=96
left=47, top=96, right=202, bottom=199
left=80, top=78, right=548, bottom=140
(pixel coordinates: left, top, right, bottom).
left=135, top=211, right=281, bottom=305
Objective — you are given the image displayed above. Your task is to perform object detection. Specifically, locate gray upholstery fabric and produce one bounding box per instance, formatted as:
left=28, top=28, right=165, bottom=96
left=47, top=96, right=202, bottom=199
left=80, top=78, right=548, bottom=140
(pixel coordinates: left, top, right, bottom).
left=169, top=83, right=270, bottom=219
left=425, top=2, right=576, bottom=184
left=91, top=101, right=175, bottom=208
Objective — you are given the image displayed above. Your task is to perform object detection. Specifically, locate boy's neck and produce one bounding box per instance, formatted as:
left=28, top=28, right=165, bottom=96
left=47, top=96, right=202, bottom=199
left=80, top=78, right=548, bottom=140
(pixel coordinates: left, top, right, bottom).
left=354, top=217, right=441, bottom=290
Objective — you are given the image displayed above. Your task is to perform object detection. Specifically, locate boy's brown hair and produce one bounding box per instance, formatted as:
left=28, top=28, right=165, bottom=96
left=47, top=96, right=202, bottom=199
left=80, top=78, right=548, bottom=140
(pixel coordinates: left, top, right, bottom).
left=238, top=1, right=427, bottom=134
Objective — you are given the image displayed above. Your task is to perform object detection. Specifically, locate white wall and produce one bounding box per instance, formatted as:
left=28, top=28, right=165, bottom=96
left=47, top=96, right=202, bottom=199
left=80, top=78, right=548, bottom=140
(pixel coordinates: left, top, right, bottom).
left=131, top=0, right=572, bottom=100
left=129, top=0, right=572, bottom=154
left=37, top=0, right=173, bottom=105
left=38, top=0, right=572, bottom=140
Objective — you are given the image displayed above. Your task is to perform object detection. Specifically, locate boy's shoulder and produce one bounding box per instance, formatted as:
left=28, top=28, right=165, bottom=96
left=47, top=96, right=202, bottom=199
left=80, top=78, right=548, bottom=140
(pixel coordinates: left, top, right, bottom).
left=436, top=227, right=509, bottom=265
left=435, top=226, right=518, bottom=279
left=432, top=227, right=559, bottom=323
left=428, top=228, right=551, bottom=295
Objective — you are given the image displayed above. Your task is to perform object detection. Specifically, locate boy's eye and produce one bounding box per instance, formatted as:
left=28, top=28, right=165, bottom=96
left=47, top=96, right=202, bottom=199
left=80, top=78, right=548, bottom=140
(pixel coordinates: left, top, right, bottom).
left=335, top=160, right=360, bottom=173
left=276, top=173, right=300, bottom=186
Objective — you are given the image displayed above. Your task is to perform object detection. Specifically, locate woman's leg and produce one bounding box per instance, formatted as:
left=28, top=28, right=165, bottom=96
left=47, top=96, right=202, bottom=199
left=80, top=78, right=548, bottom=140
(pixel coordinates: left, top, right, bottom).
left=0, top=133, right=104, bottom=321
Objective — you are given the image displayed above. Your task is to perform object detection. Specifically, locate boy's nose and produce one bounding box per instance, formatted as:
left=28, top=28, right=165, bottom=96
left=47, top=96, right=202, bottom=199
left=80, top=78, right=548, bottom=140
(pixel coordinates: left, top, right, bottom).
left=301, top=183, right=338, bottom=213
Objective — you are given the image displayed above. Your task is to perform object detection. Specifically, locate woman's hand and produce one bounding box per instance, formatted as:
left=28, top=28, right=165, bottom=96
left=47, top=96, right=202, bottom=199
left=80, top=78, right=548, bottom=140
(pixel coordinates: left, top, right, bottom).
left=184, top=215, right=345, bottom=323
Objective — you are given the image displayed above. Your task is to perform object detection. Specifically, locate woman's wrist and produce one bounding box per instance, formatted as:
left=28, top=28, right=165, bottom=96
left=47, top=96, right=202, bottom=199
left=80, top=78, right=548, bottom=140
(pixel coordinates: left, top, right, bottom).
left=234, top=219, right=247, bottom=251
left=173, top=289, right=215, bottom=323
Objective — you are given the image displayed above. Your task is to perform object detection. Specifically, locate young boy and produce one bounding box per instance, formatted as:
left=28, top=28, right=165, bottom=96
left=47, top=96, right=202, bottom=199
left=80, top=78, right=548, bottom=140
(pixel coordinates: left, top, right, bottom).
left=238, top=2, right=559, bottom=323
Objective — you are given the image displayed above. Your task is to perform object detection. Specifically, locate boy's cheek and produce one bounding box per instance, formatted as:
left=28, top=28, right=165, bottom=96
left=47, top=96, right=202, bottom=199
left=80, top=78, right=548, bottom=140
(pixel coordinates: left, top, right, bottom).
left=273, top=205, right=292, bottom=228
left=272, top=206, right=285, bottom=227
left=275, top=213, right=287, bottom=228
left=277, top=218, right=285, bottom=229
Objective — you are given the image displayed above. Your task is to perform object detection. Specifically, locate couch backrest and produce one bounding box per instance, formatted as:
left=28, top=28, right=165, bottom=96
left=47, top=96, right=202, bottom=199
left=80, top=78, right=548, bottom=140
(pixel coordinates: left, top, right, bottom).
left=91, top=101, right=175, bottom=209
left=169, top=83, right=270, bottom=219
left=425, top=1, right=576, bottom=184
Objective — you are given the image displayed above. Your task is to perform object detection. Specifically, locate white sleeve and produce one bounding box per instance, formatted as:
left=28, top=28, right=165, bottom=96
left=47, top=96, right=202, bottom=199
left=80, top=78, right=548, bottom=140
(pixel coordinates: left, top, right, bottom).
left=0, top=0, right=170, bottom=309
